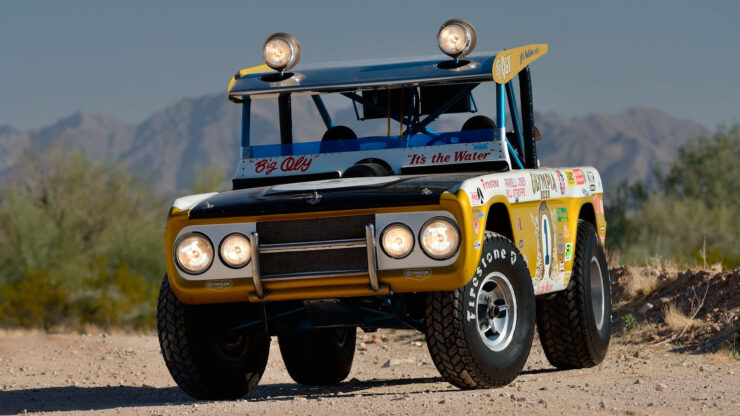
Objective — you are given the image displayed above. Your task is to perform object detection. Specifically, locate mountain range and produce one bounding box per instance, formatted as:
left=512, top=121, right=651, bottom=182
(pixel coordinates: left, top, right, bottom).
left=0, top=94, right=708, bottom=192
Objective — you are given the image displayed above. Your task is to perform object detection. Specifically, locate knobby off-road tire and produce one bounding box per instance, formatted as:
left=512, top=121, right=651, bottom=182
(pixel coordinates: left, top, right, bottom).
left=278, top=327, right=356, bottom=385
left=536, top=220, right=611, bottom=369
left=425, top=232, right=535, bottom=389
left=157, top=275, right=270, bottom=400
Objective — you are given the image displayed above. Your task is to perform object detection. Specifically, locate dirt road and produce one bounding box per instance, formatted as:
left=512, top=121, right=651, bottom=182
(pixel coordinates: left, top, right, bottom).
left=0, top=330, right=737, bottom=416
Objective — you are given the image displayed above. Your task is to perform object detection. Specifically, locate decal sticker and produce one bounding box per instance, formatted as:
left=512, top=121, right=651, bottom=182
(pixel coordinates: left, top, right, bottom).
left=556, top=207, right=569, bottom=222
left=555, top=170, right=567, bottom=195
left=563, top=224, right=571, bottom=239
left=564, top=170, right=575, bottom=186
left=559, top=261, right=565, bottom=272
left=532, top=201, right=557, bottom=281
left=205, top=280, right=233, bottom=292
left=516, top=218, right=523, bottom=231
left=564, top=243, right=573, bottom=261
left=589, top=184, right=597, bottom=192
left=473, top=241, right=481, bottom=250
left=518, top=239, right=524, bottom=250
left=473, top=216, right=480, bottom=234
left=504, top=176, right=527, bottom=199
left=530, top=172, right=558, bottom=200
left=404, top=269, right=432, bottom=281
left=480, top=178, right=500, bottom=190
left=470, top=191, right=481, bottom=206
left=600, top=234, right=606, bottom=244
left=586, top=171, right=595, bottom=183
left=535, top=281, right=554, bottom=294
left=477, top=188, right=485, bottom=204
left=572, top=168, right=585, bottom=185
left=254, top=155, right=314, bottom=175
left=594, top=194, right=605, bottom=215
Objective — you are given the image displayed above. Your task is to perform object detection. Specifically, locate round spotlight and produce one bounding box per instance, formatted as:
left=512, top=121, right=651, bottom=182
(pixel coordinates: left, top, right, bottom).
left=420, top=217, right=460, bottom=260
left=437, top=19, right=476, bottom=60
left=219, top=233, right=251, bottom=268
left=175, top=233, right=214, bottom=275
left=381, top=224, right=415, bottom=259
left=263, top=32, right=301, bottom=72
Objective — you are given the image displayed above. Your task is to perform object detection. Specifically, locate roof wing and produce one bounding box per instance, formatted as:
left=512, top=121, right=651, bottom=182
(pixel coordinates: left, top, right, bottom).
left=226, top=44, right=547, bottom=102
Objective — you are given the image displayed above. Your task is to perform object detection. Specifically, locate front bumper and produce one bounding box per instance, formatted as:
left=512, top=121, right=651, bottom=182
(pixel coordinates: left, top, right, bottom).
left=165, top=192, right=478, bottom=304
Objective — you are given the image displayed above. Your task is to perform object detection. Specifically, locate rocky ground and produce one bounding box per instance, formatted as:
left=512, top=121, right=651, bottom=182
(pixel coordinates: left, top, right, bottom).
left=0, top=267, right=738, bottom=415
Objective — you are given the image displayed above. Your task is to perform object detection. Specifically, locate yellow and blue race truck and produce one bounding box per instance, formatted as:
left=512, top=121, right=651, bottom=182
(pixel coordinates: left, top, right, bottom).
left=157, top=19, right=611, bottom=399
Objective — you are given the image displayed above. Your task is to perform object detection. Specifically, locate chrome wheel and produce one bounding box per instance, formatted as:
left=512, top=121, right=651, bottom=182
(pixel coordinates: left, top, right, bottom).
left=477, top=272, right=517, bottom=352
left=590, top=256, right=605, bottom=330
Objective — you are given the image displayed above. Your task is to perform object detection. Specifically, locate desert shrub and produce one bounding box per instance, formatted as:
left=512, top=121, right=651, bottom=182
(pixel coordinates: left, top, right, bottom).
left=606, top=125, right=740, bottom=268
left=0, top=145, right=165, bottom=329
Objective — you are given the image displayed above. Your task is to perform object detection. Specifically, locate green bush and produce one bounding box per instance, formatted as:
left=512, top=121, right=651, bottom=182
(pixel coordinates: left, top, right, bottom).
left=606, top=125, right=740, bottom=268
left=0, top=145, right=165, bottom=329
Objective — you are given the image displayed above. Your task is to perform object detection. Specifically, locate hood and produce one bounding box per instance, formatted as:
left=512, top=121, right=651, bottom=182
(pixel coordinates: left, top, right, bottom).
left=188, top=173, right=476, bottom=219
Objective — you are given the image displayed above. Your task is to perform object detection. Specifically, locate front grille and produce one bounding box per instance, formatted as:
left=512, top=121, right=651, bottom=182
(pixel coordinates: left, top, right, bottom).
left=257, top=215, right=373, bottom=244
left=256, top=215, right=374, bottom=279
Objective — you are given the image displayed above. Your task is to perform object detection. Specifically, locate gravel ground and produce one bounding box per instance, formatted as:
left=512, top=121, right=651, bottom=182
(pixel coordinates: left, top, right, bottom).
left=0, top=330, right=737, bottom=415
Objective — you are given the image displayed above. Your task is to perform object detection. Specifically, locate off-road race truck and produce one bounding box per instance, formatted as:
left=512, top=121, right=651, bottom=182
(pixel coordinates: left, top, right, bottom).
left=157, top=19, right=611, bottom=400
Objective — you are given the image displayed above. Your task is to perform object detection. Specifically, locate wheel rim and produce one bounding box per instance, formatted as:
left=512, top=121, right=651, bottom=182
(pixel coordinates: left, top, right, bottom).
left=212, top=332, right=252, bottom=362
left=476, top=271, right=517, bottom=352
left=590, top=256, right=606, bottom=331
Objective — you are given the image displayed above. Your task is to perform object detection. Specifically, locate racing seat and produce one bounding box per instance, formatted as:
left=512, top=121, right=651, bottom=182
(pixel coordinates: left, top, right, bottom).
left=320, top=125, right=359, bottom=152
left=461, top=115, right=496, bottom=131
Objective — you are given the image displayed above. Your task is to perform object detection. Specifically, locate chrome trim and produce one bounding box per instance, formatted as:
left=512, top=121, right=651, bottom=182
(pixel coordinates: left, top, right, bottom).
left=365, top=224, right=380, bottom=291
left=259, top=238, right=366, bottom=254
left=249, top=232, right=264, bottom=298
left=261, top=269, right=367, bottom=282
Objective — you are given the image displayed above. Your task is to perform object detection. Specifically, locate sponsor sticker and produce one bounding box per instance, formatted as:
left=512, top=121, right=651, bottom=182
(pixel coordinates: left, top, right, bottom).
left=473, top=241, right=481, bottom=250
left=573, top=168, right=585, bottom=185
left=404, top=269, right=432, bottom=281
left=205, top=280, right=233, bottom=292
left=564, top=170, right=576, bottom=186
left=564, top=243, right=573, bottom=261
left=556, top=207, right=569, bottom=222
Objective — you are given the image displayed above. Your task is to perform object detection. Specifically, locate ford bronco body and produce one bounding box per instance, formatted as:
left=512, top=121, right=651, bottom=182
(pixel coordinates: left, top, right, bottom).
left=157, top=21, right=611, bottom=400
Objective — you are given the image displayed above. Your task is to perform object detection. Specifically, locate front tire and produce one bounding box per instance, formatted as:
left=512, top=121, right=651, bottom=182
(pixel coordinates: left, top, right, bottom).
left=278, top=327, right=356, bottom=385
left=157, top=275, right=270, bottom=400
left=536, top=220, right=611, bottom=369
left=425, top=232, right=535, bottom=389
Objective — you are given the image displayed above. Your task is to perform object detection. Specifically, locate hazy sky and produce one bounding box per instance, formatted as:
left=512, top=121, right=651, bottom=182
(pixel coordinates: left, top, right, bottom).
left=1, top=1, right=738, bottom=129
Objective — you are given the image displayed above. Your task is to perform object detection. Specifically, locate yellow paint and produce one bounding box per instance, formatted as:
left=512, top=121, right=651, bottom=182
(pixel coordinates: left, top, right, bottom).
left=492, top=44, right=548, bottom=84
left=226, top=64, right=271, bottom=102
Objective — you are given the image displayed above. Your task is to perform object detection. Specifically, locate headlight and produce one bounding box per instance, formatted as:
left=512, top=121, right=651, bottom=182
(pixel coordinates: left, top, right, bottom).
left=219, top=233, right=251, bottom=268
left=175, top=233, right=214, bottom=274
left=420, top=217, right=460, bottom=260
left=381, top=224, right=414, bottom=259
left=263, top=32, right=301, bottom=72
left=437, top=19, right=476, bottom=60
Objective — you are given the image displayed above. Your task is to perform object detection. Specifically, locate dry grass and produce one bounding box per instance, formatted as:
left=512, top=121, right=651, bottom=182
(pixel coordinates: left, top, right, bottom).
left=605, top=248, right=620, bottom=268
left=645, top=255, right=679, bottom=274
left=663, top=302, right=696, bottom=332
left=625, top=268, right=660, bottom=298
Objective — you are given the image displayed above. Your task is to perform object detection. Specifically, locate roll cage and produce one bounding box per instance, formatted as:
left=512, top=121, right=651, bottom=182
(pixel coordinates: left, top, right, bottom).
left=228, top=45, right=547, bottom=186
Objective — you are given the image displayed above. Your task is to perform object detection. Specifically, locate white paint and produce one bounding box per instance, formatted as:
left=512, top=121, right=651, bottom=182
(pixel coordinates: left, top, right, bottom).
left=269, top=176, right=401, bottom=192
left=171, top=192, right=218, bottom=211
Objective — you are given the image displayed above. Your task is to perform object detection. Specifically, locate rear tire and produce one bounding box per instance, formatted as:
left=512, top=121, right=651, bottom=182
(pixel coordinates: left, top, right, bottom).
left=425, top=232, right=535, bottom=389
left=278, top=327, right=356, bottom=385
left=157, top=275, right=270, bottom=400
left=536, top=220, right=611, bottom=369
